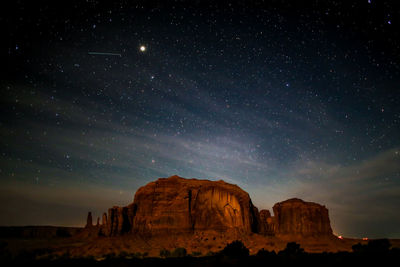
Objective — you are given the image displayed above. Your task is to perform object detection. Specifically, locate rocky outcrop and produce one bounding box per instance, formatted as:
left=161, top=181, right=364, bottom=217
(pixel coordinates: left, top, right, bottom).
left=85, top=212, right=93, bottom=228
left=272, top=198, right=332, bottom=237
left=106, top=206, right=135, bottom=236
left=131, top=175, right=258, bottom=235
left=84, top=176, right=333, bottom=239
left=99, top=213, right=108, bottom=236
left=258, top=209, right=275, bottom=235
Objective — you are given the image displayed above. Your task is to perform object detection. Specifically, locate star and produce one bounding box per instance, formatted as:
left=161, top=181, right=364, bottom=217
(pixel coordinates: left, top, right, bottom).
left=140, top=45, right=146, bottom=52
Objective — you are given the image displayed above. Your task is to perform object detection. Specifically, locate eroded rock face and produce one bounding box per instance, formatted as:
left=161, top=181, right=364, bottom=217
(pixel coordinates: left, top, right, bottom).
left=272, top=198, right=332, bottom=237
left=106, top=206, right=136, bottom=236
left=131, top=175, right=258, bottom=235
left=84, top=176, right=334, bottom=239
left=258, top=209, right=275, bottom=235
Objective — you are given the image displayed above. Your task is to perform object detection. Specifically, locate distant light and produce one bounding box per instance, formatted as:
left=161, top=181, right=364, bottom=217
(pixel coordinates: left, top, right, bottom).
left=362, top=237, right=368, bottom=241
left=140, top=45, right=146, bottom=52
left=338, top=235, right=343, bottom=239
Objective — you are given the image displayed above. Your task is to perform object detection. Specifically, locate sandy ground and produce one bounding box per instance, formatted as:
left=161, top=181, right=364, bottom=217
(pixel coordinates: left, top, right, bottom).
left=2, top=230, right=399, bottom=259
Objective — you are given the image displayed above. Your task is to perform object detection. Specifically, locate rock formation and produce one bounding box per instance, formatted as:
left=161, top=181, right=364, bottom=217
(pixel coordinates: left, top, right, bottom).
left=258, top=209, right=275, bottom=235
left=99, top=213, right=108, bottom=236
left=272, top=198, right=332, bottom=237
left=106, top=206, right=135, bottom=236
left=85, top=212, right=93, bottom=228
left=131, top=175, right=259, bottom=235
left=85, top=175, right=333, bottom=239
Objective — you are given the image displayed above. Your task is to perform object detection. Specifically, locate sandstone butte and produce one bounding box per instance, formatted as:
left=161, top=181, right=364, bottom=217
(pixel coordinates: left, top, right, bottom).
left=84, top=175, right=333, bottom=240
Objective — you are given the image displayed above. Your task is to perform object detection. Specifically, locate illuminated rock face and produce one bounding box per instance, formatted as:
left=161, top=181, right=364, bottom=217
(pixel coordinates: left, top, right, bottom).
left=272, top=198, right=333, bottom=237
left=85, top=176, right=333, bottom=238
left=131, top=175, right=259, bottom=234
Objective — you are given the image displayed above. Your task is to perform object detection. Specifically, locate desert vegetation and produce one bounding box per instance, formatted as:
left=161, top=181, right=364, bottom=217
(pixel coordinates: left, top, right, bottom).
left=1, top=239, right=399, bottom=266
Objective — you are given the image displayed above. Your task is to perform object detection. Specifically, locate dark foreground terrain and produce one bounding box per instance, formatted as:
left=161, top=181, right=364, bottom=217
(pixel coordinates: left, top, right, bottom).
left=1, top=239, right=399, bottom=267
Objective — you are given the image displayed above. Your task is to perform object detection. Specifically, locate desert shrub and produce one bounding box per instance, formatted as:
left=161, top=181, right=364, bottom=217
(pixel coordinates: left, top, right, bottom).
left=221, top=240, right=249, bottom=258
left=191, top=251, right=202, bottom=257
left=257, top=248, right=275, bottom=257
left=171, top=247, right=187, bottom=257
left=353, top=239, right=391, bottom=254
left=56, top=228, right=71, bottom=237
left=367, top=239, right=391, bottom=252
left=105, top=252, right=116, bottom=259
left=84, top=255, right=95, bottom=260
left=118, top=251, right=128, bottom=258
left=159, top=249, right=171, bottom=258
left=205, top=251, right=216, bottom=257
left=128, top=252, right=142, bottom=258
left=57, top=251, right=71, bottom=260
left=352, top=242, right=365, bottom=253
left=279, top=242, right=304, bottom=255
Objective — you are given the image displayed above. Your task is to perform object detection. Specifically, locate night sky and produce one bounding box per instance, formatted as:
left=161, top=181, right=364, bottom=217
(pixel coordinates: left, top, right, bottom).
left=1, top=1, right=400, bottom=238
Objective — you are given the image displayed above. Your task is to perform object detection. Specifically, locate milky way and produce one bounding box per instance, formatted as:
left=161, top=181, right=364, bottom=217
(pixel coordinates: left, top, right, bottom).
left=1, top=1, right=400, bottom=238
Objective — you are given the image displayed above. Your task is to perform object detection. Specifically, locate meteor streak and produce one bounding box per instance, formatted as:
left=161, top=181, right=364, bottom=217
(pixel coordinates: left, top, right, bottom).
left=88, top=52, right=122, bottom=57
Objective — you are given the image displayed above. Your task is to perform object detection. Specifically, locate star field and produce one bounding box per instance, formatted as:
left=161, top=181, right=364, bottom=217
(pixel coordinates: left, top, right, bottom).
left=1, top=1, right=400, bottom=238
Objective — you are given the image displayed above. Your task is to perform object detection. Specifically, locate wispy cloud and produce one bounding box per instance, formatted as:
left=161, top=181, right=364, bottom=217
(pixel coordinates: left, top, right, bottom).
left=1, top=75, right=399, bottom=237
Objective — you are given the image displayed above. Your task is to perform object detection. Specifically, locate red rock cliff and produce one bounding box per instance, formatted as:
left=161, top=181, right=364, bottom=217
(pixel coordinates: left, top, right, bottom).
left=131, top=175, right=259, bottom=235
left=85, top=176, right=334, bottom=239
left=272, top=198, right=332, bottom=237
left=258, top=209, right=276, bottom=235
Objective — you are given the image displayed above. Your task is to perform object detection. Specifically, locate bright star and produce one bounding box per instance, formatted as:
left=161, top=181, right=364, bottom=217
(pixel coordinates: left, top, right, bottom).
left=140, top=45, right=146, bottom=52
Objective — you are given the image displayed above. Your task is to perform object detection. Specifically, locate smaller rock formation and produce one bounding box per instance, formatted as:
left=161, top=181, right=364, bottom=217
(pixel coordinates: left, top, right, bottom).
left=102, top=213, right=107, bottom=225
left=105, top=206, right=135, bottom=236
left=85, top=212, right=93, bottom=228
left=258, top=209, right=275, bottom=235
left=273, top=198, right=332, bottom=237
